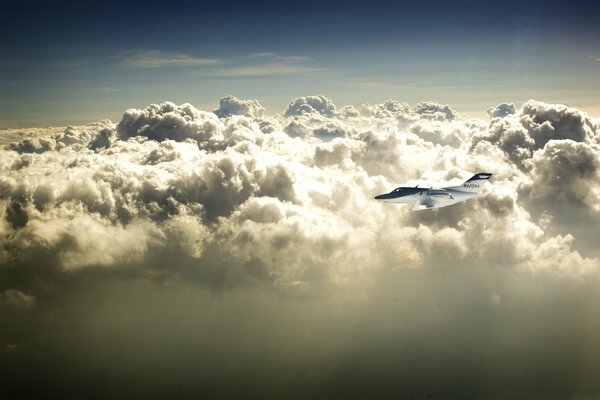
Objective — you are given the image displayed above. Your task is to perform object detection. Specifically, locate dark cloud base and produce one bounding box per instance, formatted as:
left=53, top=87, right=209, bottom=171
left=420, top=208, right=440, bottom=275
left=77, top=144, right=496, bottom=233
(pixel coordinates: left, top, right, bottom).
left=1, top=96, right=600, bottom=399
left=3, top=272, right=600, bottom=399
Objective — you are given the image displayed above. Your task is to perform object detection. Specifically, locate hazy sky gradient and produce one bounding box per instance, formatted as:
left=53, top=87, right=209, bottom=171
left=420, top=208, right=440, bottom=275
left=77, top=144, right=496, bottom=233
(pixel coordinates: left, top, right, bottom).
left=2, top=0, right=600, bottom=127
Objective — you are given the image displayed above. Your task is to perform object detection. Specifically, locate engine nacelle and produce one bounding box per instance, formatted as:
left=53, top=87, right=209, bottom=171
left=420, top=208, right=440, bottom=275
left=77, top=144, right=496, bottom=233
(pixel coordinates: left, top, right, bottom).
left=426, top=190, right=453, bottom=199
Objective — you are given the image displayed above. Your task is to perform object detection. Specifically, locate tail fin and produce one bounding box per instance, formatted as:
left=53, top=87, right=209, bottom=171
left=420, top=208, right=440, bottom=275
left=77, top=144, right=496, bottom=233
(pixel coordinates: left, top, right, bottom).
left=454, top=173, right=493, bottom=193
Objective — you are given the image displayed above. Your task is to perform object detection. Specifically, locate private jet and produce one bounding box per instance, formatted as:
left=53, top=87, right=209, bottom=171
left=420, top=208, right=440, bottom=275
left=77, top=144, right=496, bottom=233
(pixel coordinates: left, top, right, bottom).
left=374, top=173, right=492, bottom=210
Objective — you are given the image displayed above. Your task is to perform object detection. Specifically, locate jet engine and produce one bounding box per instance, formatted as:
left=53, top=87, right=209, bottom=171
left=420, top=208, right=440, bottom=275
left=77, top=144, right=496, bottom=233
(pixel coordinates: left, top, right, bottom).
left=426, top=190, right=454, bottom=199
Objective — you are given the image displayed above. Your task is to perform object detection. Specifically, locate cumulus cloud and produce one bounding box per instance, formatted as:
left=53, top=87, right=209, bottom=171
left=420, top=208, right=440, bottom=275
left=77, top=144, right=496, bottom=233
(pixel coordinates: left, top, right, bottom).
left=2, top=96, right=599, bottom=286
left=414, top=100, right=459, bottom=121
left=284, top=95, right=337, bottom=117
left=473, top=100, right=599, bottom=167
left=117, top=102, right=223, bottom=143
left=360, top=99, right=412, bottom=119
left=2, top=96, right=600, bottom=398
left=356, top=99, right=461, bottom=126
left=524, top=140, right=600, bottom=210
left=213, top=95, right=265, bottom=118
left=487, top=102, right=516, bottom=118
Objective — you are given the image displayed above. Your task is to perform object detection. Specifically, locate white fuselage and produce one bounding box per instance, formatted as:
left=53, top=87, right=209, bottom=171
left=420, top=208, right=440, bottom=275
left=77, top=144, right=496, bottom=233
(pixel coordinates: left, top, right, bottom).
left=375, top=173, right=492, bottom=210
left=375, top=187, right=477, bottom=209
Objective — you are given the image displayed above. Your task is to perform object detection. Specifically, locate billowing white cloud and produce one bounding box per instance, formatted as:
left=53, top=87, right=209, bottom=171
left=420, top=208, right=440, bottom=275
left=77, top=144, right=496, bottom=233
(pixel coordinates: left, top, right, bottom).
left=414, top=101, right=459, bottom=121
left=284, top=95, right=337, bottom=117
left=117, top=102, right=223, bottom=143
left=2, top=96, right=599, bottom=293
left=360, top=99, right=412, bottom=119
left=473, top=100, right=599, bottom=167
left=487, top=103, right=516, bottom=119
left=213, top=95, right=265, bottom=118
left=3, top=96, right=600, bottom=398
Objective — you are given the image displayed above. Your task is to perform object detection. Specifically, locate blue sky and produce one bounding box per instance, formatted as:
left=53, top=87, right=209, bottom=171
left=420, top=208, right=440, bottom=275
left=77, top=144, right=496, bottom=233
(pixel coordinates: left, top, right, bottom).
left=1, top=0, right=600, bottom=127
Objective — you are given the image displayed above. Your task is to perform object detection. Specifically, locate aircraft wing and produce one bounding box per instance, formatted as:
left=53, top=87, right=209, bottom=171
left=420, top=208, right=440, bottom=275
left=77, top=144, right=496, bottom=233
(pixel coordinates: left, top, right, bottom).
left=411, top=204, right=435, bottom=211
left=410, top=194, right=461, bottom=211
left=411, top=197, right=437, bottom=211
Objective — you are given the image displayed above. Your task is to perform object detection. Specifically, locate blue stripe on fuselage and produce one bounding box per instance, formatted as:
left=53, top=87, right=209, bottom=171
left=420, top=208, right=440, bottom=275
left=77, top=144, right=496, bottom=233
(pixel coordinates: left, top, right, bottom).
left=374, top=187, right=425, bottom=200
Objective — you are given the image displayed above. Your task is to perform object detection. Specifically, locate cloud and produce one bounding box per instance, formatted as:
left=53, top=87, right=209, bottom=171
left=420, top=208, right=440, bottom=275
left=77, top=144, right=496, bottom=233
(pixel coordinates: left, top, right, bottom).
left=7, top=122, right=114, bottom=153
left=525, top=140, right=600, bottom=211
left=211, top=53, right=321, bottom=77
left=516, top=139, right=600, bottom=256
left=243, top=52, right=311, bottom=63
left=2, top=96, right=597, bottom=285
left=87, top=86, right=120, bottom=93
left=414, top=101, right=460, bottom=121
left=213, top=64, right=321, bottom=77
left=356, top=99, right=460, bottom=124
left=360, top=99, right=412, bottom=119
left=408, top=119, right=479, bottom=148
left=41, top=51, right=317, bottom=79
left=284, top=95, right=337, bottom=117
left=487, top=103, right=516, bottom=118
left=2, top=96, right=600, bottom=398
left=472, top=99, right=599, bottom=167
left=213, top=95, right=265, bottom=118
left=2, top=96, right=598, bottom=283
left=120, top=50, right=220, bottom=68
left=0, top=289, right=34, bottom=309
left=117, top=102, right=224, bottom=143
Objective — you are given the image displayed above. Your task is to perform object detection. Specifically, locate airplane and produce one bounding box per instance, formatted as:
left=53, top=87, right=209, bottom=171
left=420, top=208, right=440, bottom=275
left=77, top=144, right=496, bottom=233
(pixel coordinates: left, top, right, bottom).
left=374, top=173, right=492, bottom=210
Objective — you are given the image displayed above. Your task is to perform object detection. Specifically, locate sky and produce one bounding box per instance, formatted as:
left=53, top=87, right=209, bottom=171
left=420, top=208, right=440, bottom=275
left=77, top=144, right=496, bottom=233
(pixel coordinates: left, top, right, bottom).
left=1, top=0, right=600, bottom=127
left=2, top=1, right=600, bottom=399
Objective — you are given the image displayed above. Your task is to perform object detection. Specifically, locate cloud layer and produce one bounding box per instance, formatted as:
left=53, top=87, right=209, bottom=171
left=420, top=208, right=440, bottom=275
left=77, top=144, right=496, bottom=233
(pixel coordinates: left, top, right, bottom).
left=1, top=96, right=600, bottom=398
